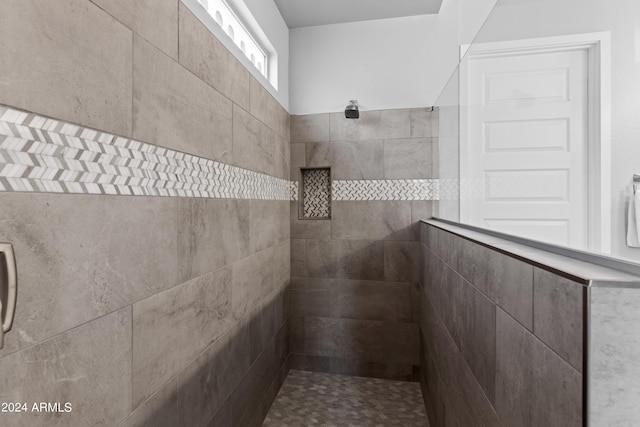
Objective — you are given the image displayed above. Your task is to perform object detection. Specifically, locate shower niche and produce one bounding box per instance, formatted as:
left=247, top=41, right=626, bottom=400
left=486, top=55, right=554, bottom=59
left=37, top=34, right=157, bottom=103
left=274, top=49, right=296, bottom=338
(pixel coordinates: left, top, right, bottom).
left=299, top=167, right=331, bottom=220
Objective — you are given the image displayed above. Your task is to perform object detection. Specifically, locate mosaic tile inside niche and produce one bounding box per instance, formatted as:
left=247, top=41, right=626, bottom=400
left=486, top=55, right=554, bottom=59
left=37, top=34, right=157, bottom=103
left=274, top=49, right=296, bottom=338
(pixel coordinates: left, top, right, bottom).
left=0, top=105, right=290, bottom=199
left=263, top=370, right=429, bottom=426
left=302, top=168, right=331, bottom=218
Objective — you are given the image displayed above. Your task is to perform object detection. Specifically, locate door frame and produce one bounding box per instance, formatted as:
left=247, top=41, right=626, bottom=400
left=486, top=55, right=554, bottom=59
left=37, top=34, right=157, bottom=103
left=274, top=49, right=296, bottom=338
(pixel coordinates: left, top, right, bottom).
left=458, top=32, right=611, bottom=253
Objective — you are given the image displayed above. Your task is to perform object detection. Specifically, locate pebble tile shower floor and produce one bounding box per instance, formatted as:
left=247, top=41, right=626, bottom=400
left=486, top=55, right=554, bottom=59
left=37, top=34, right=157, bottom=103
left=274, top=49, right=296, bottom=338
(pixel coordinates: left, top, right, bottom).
left=263, top=370, right=430, bottom=426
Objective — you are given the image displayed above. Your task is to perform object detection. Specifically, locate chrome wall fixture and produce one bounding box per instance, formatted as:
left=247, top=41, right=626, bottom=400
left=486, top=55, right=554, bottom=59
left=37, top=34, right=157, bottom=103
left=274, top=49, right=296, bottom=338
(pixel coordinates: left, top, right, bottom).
left=0, top=243, right=17, bottom=350
left=345, top=100, right=359, bottom=119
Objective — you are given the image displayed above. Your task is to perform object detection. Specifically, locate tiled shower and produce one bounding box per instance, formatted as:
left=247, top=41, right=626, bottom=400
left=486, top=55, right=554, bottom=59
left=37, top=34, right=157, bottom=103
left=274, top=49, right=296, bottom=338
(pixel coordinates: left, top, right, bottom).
left=2, top=0, right=640, bottom=427
left=289, top=109, right=437, bottom=380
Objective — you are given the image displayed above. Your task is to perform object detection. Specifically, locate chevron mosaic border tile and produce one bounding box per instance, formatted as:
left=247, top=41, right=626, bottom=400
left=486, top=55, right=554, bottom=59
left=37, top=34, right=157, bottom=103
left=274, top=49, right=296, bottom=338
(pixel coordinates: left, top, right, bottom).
left=332, top=179, right=439, bottom=201
left=0, top=105, right=290, bottom=200
left=290, top=179, right=440, bottom=201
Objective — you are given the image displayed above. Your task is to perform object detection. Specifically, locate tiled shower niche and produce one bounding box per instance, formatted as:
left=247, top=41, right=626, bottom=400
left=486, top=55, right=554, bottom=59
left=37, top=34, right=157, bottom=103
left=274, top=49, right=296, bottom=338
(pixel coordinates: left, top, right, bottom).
left=300, top=167, right=331, bottom=219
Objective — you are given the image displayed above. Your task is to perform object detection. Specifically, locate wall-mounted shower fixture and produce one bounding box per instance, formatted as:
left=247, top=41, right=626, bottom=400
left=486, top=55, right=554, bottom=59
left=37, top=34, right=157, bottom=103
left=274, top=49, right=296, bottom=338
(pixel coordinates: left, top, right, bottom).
left=345, top=100, right=359, bottom=119
left=0, top=243, right=17, bottom=350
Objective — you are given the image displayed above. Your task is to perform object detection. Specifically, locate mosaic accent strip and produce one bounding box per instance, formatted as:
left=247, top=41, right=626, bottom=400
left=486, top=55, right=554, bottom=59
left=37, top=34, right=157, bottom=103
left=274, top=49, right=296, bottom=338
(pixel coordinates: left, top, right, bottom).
left=290, top=180, right=299, bottom=201
left=302, top=168, right=331, bottom=218
left=0, top=105, right=290, bottom=200
left=332, top=179, right=439, bottom=201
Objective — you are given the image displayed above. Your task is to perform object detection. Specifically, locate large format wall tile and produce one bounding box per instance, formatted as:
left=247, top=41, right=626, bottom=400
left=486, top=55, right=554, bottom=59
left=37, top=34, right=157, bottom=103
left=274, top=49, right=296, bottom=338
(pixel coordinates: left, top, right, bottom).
left=178, top=3, right=250, bottom=109
left=459, top=281, right=497, bottom=404
left=92, top=0, right=178, bottom=59
left=411, top=201, right=434, bottom=240
left=383, top=138, right=433, bottom=179
left=329, top=110, right=411, bottom=141
left=291, top=114, right=330, bottom=143
left=132, top=267, right=233, bottom=408
left=249, top=201, right=289, bottom=254
left=533, top=268, right=584, bottom=372
left=420, top=222, right=590, bottom=427
left=133, top=36, right=232, bottom=162
left=420, top=294, right=501, bottom=427
left=490, top=251, right=534, bottom=330
left=176, top=285, right=289, bottom=427
left=0, top=0, right=132, bottom=136
left=290, top=143, right=306, bottom=181
left=384, top=241, right=420, bottom=282
left=177, top=198, right=250, bottom=283
left=177, top=319, right=252, bottom=427
left=0, top=193, right=177, bottom=356
left=305, top=239, right=385, bottom=280
left=305, top=140, right=384, bottom=180
left=275, top=133, right=291, bottom=181
left=0, top=308, right=132, bottom=427
left=232, top=105, right=275, bottom=175
left=291, top=277, right=412, bottom=322
left=231, top=246, right=276, bottom=321
left=250, top=78, right=289, bottom=139
left=119, top=379, right=178, bottom=427
left=292, top=316, right=418, bottom=366
left=410, top=108, right=435, bottom=138
left=495, top=308, right=582, bottom=427
left=331, top=201, right=412, bottom=241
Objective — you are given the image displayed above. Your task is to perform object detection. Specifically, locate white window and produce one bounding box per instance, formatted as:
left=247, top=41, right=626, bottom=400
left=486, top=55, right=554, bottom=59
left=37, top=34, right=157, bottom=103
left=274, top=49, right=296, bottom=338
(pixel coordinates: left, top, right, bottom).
left=198, top=0, right=269, bottom=80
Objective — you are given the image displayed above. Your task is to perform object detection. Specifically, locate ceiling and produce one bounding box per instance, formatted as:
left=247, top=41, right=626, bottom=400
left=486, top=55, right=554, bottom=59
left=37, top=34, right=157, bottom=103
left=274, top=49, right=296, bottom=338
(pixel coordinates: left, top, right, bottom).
left=274, top=0, right=444, bottom=29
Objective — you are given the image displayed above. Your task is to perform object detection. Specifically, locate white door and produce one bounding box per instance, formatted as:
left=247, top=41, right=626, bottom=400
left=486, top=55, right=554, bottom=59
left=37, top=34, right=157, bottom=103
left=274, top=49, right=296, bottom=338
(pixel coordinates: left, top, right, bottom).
left=461, top=47, right=589, bottom=249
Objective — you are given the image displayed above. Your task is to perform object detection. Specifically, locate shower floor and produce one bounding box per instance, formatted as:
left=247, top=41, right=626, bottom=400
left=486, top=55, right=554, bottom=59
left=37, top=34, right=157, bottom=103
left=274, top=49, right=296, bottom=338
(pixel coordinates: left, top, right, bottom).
left=263, top=370, right=430, bottom=426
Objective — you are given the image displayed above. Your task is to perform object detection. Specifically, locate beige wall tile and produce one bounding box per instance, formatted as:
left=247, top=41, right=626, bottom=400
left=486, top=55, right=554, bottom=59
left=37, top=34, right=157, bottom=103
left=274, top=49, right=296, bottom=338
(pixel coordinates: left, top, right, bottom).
left=177, top=198, right=250, bottom=283
left=274, top=133, right=291, bottom=180
left=0, top=308, right=132, bottom=427
left=291, top=114, right=330, bottom=143
left=249, top=201, right=288, bottom=254
left=177, top=320, right=251, bottom=427
left=384, top=241, right=420, bottom=282
left=0, top=0, right=132, bottom=136
left=290, top=143, right=306, bottom=181
left=232, top=105, right=275, bottom=175
left=410, top=108, right=435, bottom=138
left=331, top=201, right=412, bottom=241
left=384, top=138, right=433, bottom=179
left=273, top=240, right=291, bottom=291
left=330, top=109, right=411, bottom=141
left=305, top=239, right=385, bottom=281
left=533, top=268, right=584, bottom=372
left=133, top=36, right=232, bottom=162
left=0, top=193, right=177, bottom=356
left=92, top=0, right=178, bottom=59
left=305, top=140, right=384, bottom=180
left=496, top=308, right=582, bottom=427
left=291, top=278, right=412, bottom=322
left=250, top=78, right=289, bottom=138
left=119, top=379, right=177, bottom=427
left=132, top=267, right=233, bottom=408
left=231, top=246, right=275, bottom=320
left=178, top=4, right=250, bottom=110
